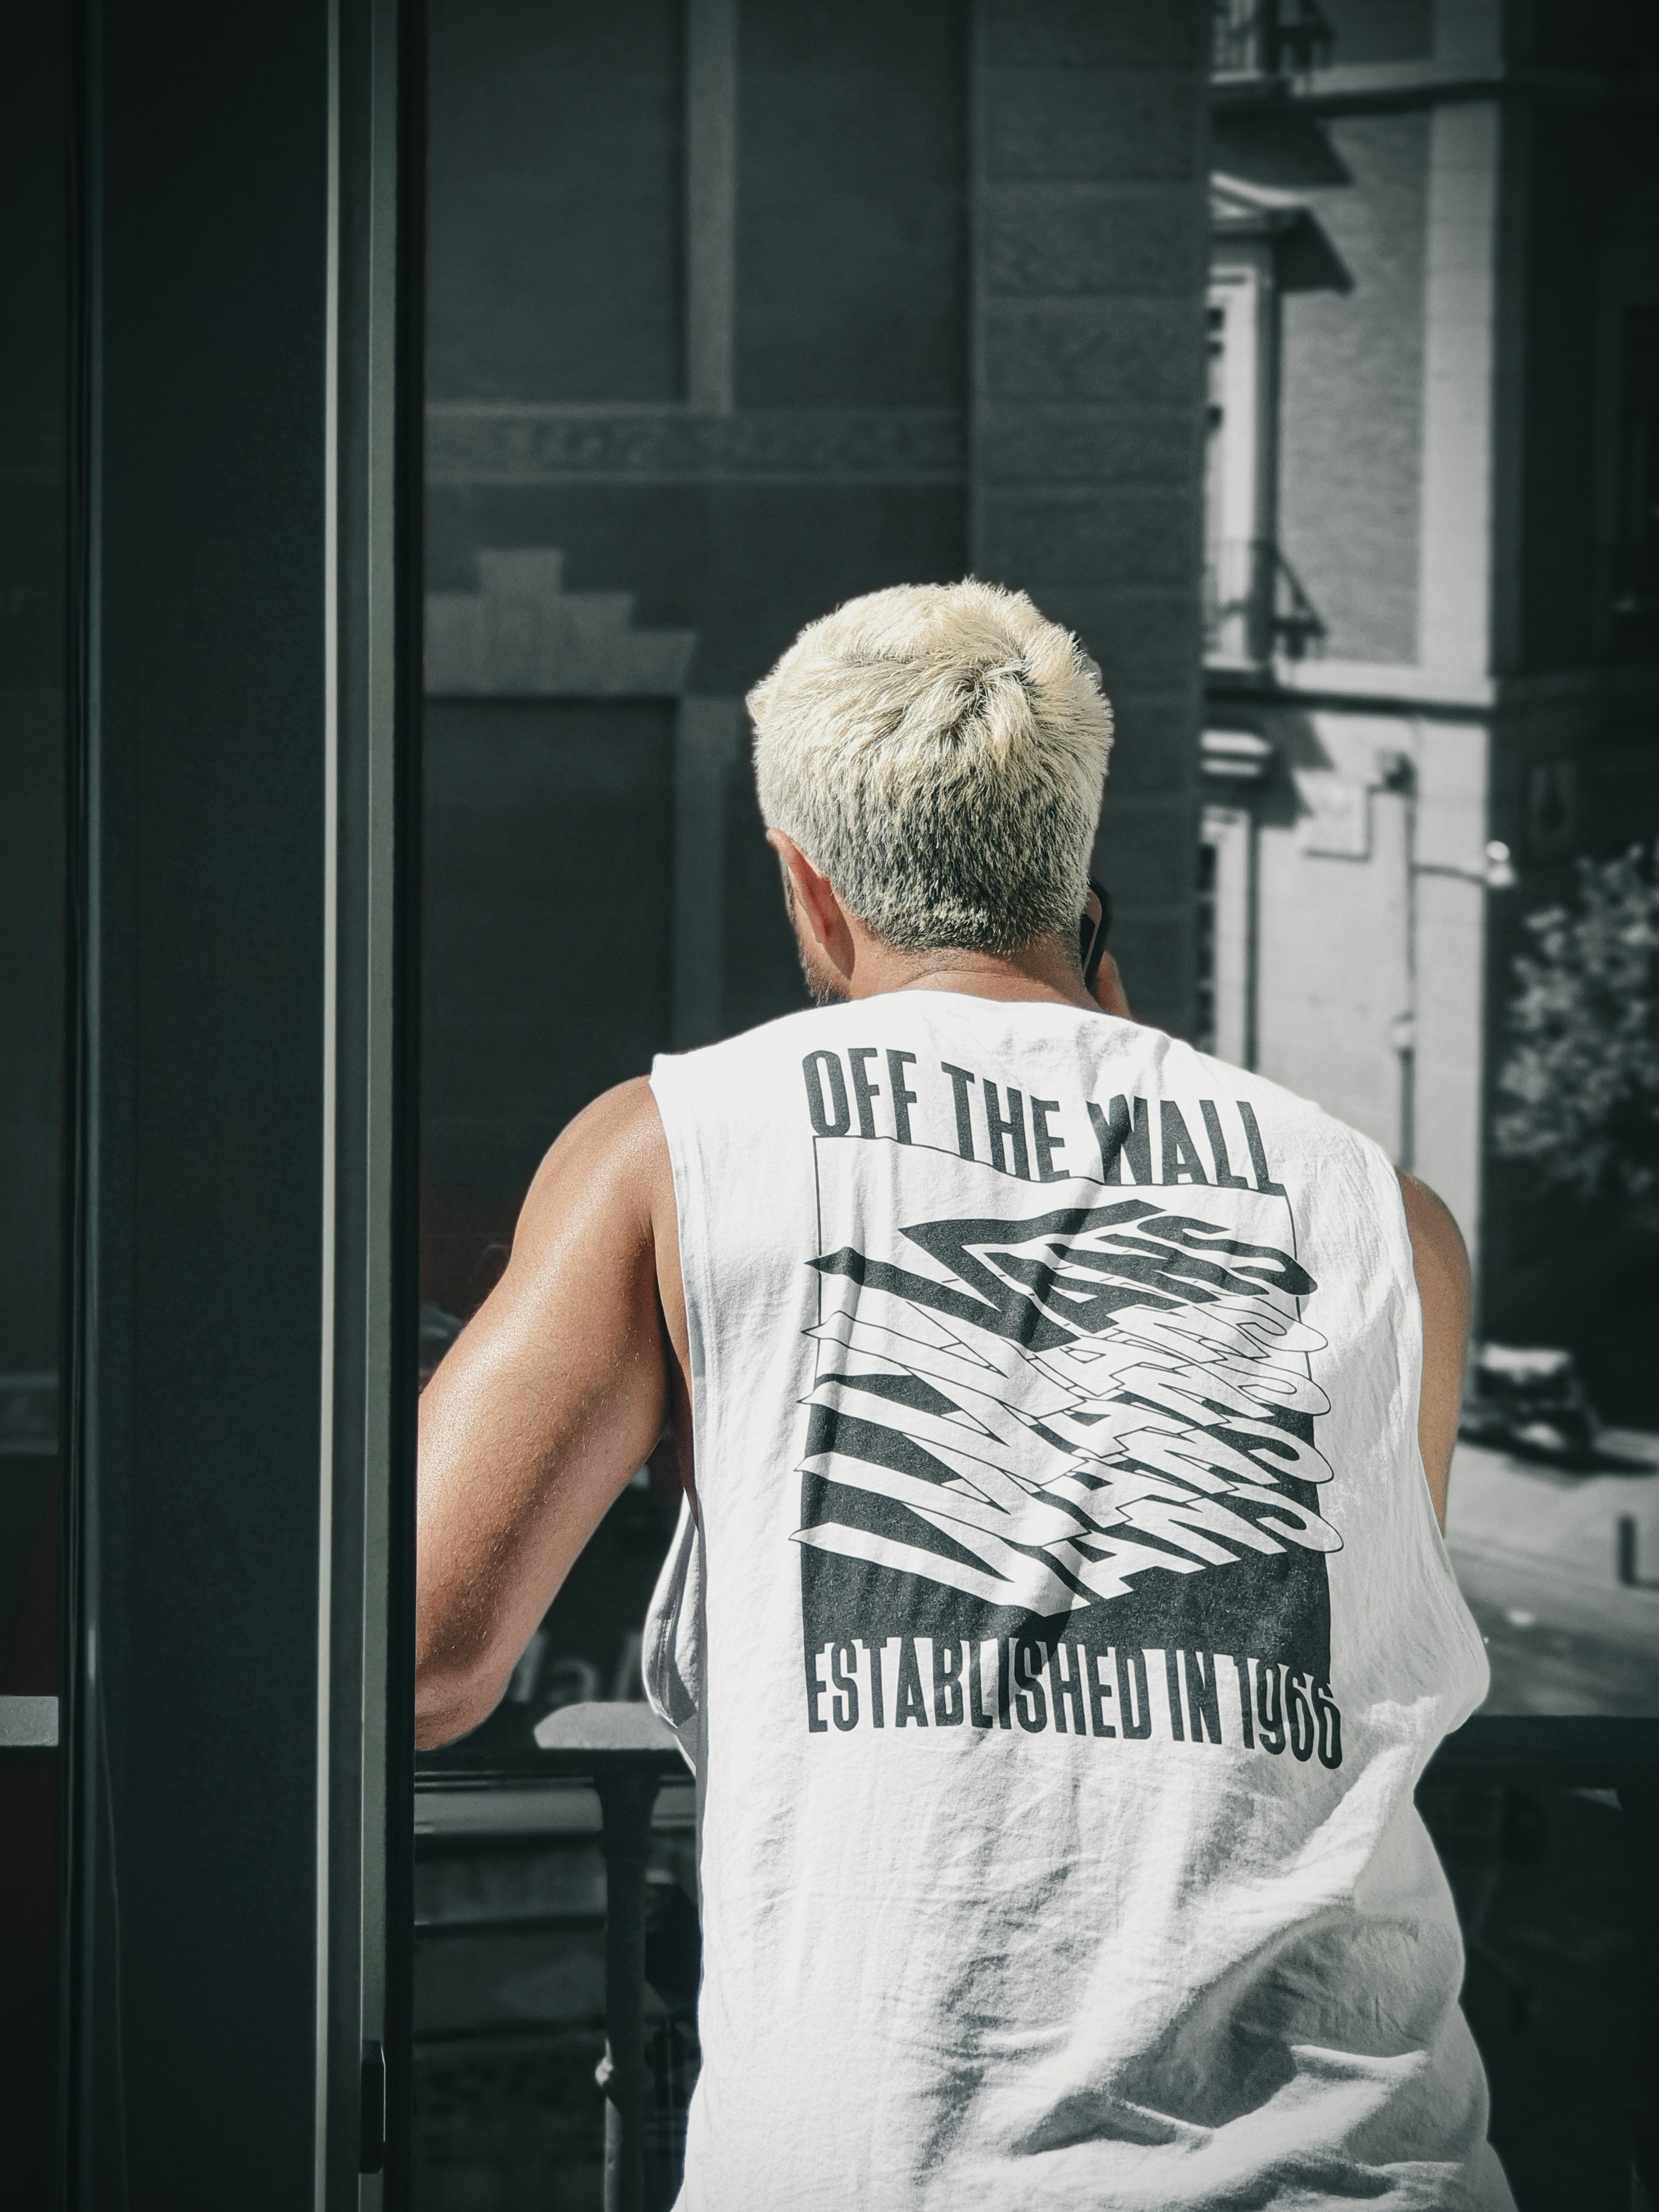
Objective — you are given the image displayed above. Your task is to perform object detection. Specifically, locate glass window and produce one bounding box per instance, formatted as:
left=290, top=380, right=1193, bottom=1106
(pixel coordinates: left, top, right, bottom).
left=0, top=5, right=68, bottom=2198
left=416, top=6, right=972, bottom=2197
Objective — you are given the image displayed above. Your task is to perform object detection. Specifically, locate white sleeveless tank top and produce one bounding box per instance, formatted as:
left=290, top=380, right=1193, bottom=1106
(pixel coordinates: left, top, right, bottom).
left=644, top=994, right=1512, bottom=2211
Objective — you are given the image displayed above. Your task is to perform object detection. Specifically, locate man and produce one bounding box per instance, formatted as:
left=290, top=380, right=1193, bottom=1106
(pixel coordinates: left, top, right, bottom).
left=417, top=580, right=1513, bottom=2209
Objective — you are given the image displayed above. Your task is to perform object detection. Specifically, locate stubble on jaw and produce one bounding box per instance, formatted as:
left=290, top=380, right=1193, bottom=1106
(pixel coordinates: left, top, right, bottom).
left=797, top=927, right=848, bottom=1006
left=782, top=871, right=848, bottom=1006
left=803, top=960, right=848, bottom=1007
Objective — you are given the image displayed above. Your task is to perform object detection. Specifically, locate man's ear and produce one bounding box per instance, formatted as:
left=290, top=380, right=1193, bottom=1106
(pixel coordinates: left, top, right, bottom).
left=766, top=830, right=854, bottom=978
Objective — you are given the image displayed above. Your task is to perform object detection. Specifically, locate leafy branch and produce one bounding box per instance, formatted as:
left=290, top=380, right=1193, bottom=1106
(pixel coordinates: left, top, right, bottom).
left=1494, top=845, right=1659, bottom=1232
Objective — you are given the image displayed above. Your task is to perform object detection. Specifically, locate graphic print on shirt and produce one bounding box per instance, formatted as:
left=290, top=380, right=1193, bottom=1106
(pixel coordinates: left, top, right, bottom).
left=794, top=1052, right=1343, bottom=1762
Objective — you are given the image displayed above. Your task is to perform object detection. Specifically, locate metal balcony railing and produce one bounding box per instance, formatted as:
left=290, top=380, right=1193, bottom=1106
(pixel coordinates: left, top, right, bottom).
left=1211, top=0, right=1335, bottom=81
left=416, top=1703, right=691, bottom=2212
left=1204, top=538, right=1327, bottom=665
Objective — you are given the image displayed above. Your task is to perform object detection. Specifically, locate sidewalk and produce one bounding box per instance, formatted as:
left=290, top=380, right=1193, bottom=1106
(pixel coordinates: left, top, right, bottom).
left=1443, top=1436, right=1659, bottom=1716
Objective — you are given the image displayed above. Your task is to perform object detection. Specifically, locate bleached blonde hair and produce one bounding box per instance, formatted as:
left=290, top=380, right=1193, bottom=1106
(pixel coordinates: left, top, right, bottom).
left=748, top=579, right=1113, bottom=953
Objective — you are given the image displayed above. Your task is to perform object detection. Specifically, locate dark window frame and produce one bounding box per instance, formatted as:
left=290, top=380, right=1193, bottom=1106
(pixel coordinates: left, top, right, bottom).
left=57, top=2, right=425, bottom=2200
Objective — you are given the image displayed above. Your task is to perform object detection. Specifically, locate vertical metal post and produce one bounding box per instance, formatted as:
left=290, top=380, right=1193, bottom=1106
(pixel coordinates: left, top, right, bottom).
left=594, top=1767, right=664, bottom=2212
left=1622, top=1778, right=1659, bottom=2203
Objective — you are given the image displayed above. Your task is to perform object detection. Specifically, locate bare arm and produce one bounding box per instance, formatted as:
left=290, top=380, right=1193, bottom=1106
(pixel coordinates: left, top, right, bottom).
left=415, top=1078, right=689, bottom=1748
left=1396, top=1169, right=1471, bottom=1531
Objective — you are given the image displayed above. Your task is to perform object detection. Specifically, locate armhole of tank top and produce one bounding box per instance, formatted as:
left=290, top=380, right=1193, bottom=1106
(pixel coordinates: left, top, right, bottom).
left=649, top=1056, right=715, bottom=1523
left=1373, top=1142, right=1490, bottom=1695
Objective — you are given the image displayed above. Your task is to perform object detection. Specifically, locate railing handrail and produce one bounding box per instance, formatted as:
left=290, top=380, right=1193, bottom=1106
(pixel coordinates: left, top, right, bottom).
left=1204, top=535, right=1327, bottom=663
left=1211, top=0, right=1335, bottom=83
left=415, top=1702, right=686, bottom=2212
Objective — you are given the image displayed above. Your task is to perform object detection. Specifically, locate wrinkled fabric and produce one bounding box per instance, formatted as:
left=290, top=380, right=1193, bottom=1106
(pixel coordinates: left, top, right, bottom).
left=645, top=996, right=1511, bottom=2210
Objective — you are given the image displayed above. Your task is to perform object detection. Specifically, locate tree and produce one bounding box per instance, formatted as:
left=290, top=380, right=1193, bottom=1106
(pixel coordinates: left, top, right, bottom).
left=1494, top=845, right=1659, bottom=1231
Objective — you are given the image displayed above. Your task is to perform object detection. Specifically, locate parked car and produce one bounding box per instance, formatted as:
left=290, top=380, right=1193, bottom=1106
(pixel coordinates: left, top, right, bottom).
left=1459, top=1344, right=1601, bottom=1466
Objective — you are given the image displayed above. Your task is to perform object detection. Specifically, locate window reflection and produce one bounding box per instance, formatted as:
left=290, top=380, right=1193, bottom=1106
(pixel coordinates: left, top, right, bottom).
left=415, top=3, right=1659, bottom=2204
left=417, top=7, right=970, bottom=2197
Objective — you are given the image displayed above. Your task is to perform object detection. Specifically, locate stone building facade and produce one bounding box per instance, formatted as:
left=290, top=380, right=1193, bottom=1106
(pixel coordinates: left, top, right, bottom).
left=1200, top=0, right=1659, bottom=1410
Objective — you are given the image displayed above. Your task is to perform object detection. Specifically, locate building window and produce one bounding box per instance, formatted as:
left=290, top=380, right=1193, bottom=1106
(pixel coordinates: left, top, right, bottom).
left=1208, top=183, right=1339, bottom=667
left=1205, top=257, right=1274, bottom=663
left=1198, top=797, right=1259, bottom=1069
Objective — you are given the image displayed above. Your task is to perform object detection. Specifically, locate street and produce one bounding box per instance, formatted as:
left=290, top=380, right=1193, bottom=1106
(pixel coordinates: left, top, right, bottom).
left=1443, top=1433, right=1659, bottom=1716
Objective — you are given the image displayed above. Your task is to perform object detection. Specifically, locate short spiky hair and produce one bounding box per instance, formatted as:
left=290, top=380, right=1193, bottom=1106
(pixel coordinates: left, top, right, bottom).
left=748, top=579, right=1113, bottom=953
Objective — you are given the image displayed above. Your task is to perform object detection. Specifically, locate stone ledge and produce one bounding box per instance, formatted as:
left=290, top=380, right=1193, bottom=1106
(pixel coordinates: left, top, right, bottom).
left=428, top=405, right=966, bottom=483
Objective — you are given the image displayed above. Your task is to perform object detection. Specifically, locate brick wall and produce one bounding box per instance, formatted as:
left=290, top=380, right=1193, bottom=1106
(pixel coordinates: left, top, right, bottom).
left=1273, top=111, right=1431, bottom=668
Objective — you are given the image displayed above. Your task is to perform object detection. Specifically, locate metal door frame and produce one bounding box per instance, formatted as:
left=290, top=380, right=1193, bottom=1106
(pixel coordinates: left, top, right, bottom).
left=62, top=2, right=422, bottom=2200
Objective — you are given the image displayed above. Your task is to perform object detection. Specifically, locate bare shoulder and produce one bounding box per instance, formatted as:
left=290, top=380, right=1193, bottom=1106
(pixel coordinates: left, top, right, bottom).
left=531, top=1073, right=665, bottom=1178
left=512, top=1076, right=672, bottom=1251
left=1395, top=1168, right=1470, bottom=1292
left=511, top=1074, right=688, bottom=1370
